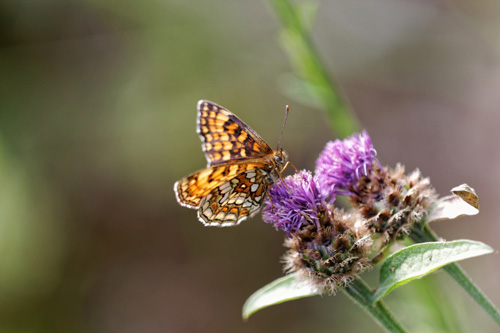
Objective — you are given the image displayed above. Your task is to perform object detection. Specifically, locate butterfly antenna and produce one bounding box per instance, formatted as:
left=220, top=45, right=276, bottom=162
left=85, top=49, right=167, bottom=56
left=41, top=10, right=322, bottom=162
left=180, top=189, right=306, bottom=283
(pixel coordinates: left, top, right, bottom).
left=276, top=105, right=289, bottom=152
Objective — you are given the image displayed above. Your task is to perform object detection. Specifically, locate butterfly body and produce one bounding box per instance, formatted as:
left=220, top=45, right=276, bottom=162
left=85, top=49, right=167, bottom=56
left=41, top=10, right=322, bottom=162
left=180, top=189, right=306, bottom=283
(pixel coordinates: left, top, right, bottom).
left=174, top=100, right=288, bottom=227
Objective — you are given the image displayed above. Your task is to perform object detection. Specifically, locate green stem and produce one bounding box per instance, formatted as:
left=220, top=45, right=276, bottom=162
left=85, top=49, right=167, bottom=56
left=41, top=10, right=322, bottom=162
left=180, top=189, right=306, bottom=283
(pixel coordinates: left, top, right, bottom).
left=410, top=224, right=500, bottom=327
left=269, top=0, right=360, bottom=138
left=344, top=277, right=407, bottom=333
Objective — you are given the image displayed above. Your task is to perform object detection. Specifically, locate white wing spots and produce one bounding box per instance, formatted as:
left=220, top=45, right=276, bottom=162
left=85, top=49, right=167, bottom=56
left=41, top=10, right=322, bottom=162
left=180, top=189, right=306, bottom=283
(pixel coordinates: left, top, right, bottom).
left=220, top=182, right=232, bottom=193
left=214, top=211, right=227, bottom=221
left=250, top=183, right=259, bottom=192
left=235, top=195, right=245, bottom=205
left=220, top=191, right=230, bottom=204
left=225, top=212, right=238, bottom=222
left=228, top=193, right=246, bottom=205
left=203, top=207, right=213, bottom=219
left=246, top=171, right=256, bottom=179
left=245, top=170, right=257, bottom=183
left=242, top=201, right=253, bottom=208
left=200, top=194, right=214, bottom=220
left=201, top=194, right=212, bottom=210
left=219, top=182, right=232, bottom=203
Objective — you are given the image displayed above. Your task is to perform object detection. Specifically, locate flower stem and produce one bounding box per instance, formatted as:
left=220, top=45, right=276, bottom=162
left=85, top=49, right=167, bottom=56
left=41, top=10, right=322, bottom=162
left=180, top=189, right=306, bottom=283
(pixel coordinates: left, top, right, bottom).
left=344, top=277, right=407, bottom=333
left=268, top=0, right=360, bottom=138
left=410, top=224, right=500, bottom=327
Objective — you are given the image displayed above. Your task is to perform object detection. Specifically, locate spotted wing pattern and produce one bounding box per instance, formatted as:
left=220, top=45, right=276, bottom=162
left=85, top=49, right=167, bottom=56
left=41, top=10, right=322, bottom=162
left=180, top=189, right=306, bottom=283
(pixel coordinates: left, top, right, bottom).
left=197, top=100, right=274, bottom=166
left=174, top=162, right=270, bottom=209
left=198, top=168, right=270, bottom=226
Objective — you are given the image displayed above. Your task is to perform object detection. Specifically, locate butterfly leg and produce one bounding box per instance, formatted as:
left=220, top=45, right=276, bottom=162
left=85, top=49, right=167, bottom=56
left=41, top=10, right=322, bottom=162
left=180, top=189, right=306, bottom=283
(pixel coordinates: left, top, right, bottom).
left=272, top=164, right=295, bottom=195
left=265, top=190, right=276, bottom=212
left=281, top=160, right=299, bottom=173
left=273, top=160, right=299, bottom=193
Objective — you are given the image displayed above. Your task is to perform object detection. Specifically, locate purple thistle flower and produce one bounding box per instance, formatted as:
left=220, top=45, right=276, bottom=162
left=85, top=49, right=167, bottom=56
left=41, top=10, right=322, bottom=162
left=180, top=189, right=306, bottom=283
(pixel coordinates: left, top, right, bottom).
left=315, top=130, right=378, bottom=199
left=262, top=171, right=373, bottom=293
left=262, top=171, right=327, bottom=237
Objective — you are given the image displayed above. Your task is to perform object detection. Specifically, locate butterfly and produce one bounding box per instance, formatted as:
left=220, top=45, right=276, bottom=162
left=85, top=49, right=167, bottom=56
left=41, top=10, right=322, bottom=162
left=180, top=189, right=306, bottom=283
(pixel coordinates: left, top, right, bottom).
left=174, top=100, right=289, bottom=227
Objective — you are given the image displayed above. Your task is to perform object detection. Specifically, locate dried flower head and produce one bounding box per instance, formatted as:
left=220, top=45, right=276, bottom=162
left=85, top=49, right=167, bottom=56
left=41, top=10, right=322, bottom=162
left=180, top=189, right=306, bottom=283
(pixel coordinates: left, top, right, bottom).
left=356, top=164, right=438, bottom=245
left=282, top=208, right=372, bottom=293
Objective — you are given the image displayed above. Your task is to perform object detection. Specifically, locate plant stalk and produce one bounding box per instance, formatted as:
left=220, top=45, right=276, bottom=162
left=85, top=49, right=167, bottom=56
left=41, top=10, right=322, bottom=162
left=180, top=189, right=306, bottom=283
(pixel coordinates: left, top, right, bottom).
left=344, top=277, right=407, bottom=333
left=269, top=0, right=360, bottom=138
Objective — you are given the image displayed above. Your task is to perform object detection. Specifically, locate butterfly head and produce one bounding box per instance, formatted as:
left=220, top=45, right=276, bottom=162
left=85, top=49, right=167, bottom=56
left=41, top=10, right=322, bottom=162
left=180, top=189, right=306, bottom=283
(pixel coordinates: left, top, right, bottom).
left=265, top=149, right=289, bottom=184
left=274, top=148, right=288, bottom=170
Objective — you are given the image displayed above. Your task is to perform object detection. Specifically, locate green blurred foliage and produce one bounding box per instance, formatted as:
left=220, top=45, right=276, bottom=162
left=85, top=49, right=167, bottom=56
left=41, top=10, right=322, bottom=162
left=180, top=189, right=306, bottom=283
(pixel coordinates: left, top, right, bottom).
left=0, top=142, right=66, bottom=331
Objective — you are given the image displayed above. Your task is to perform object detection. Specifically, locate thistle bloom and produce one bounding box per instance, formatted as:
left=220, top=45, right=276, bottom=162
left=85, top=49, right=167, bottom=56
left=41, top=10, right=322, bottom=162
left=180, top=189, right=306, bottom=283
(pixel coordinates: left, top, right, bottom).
left=262, top=171, right=326, bottom=237
left=315, top=130, right=378, bottom=200
left=262, top=171, right=371, bottom=292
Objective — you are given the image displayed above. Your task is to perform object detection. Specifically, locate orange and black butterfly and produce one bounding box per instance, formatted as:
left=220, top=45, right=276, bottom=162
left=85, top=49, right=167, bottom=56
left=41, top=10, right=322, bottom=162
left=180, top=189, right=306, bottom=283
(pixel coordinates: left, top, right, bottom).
left=174, top=100, right=288, bottom=227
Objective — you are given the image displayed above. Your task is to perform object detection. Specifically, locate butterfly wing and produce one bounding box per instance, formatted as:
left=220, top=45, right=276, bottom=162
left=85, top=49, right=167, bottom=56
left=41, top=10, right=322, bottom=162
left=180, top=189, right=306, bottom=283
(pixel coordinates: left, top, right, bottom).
left=174, top=162, right=271, bottom=209
left=197, top=100, right=274, bottom=166
left=198, top=167, right=271, bottom=226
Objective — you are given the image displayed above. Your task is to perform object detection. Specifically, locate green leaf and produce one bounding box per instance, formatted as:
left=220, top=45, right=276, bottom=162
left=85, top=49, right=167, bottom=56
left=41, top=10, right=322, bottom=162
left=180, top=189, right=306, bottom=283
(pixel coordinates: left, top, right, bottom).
left=373, top=240, right=493, bottom=302
left=242, top=273, right=319, bottom=320
left=428, top=184, right=479, bottom=223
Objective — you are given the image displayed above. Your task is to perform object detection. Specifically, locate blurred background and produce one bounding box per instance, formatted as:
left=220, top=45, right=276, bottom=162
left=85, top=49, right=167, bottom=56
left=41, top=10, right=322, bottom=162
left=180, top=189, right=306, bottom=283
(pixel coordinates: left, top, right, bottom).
left=1, top=0, right=499, bottom=332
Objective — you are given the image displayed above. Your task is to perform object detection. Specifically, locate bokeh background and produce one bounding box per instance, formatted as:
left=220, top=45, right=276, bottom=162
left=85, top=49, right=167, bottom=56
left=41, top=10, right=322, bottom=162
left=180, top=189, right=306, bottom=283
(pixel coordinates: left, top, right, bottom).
left=1, top=0, right=499, bottom=332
